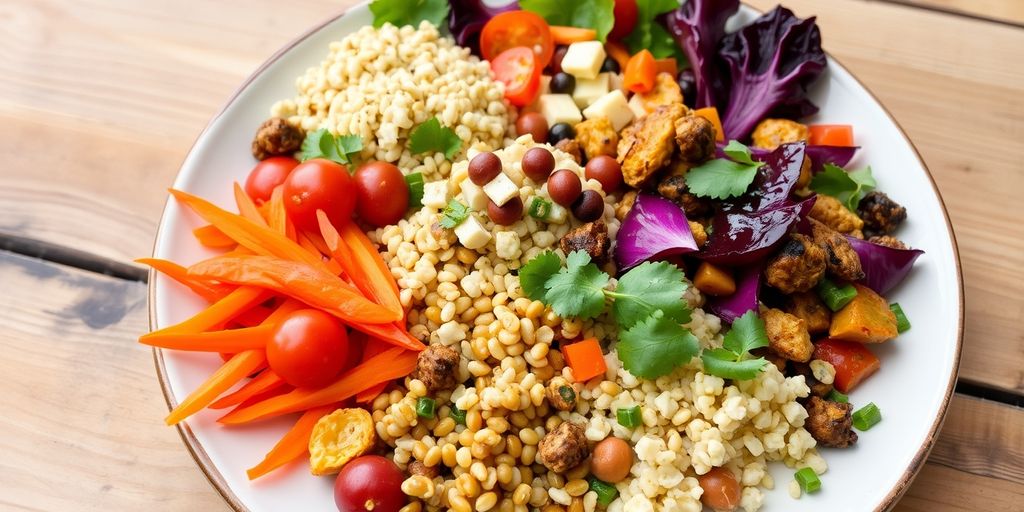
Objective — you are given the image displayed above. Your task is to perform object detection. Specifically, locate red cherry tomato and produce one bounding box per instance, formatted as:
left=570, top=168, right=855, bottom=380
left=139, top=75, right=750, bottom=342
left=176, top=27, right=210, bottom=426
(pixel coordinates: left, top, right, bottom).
left=480, top=11, right=554, bottom=68
left=353, top=161, right=409, bottom=227
left=334, top=455, right=405, bottom=512
left=244, top=156, right=299, bottom=205
left=610, top=0, right=640, bottom=40
left=267, top=309, right=349, bottom=389
left=282, top=159, right=356, bottom=231
left=490, top=47, right=542, bottom=107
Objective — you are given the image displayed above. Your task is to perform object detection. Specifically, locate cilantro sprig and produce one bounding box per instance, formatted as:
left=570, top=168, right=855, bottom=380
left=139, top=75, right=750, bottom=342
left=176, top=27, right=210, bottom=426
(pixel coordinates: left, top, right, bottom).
left=369, top=0, right=449, bottom=29
left=409, top=117, right=462, bottom=160
left=685, top=140, right=763, bottom=200
left=809, top=163, right=877, bottom=211
left=618, top=311, right=700, bottom=379
left=700, top=311, right=770, bottom=380
left=439, top=199, right=469, bottom=229
left=300, top=129, right=363, bottom=165
left=405, top=172, right=425, bottom=208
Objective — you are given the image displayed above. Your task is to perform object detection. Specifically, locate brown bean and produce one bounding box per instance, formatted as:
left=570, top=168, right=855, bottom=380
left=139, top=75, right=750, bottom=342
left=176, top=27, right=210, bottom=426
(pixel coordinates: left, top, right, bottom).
left=547, top=169, right=583, bottom=207
left=589, top=437, right=632, bottom=483
left=469, top=152, right=502, bottom=186
left=516, top=112, right=549, bottom=144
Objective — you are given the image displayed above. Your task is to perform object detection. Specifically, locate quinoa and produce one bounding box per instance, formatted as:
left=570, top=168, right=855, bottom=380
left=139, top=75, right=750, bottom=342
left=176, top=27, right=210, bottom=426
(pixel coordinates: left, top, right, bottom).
left=271, top=22, right=514, bottom=181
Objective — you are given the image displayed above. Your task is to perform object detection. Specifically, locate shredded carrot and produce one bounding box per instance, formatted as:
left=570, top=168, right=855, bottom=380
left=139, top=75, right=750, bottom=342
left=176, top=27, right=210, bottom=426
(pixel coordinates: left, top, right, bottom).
left=165, top=349, right=267, bottom=425
left=187, top=254, right=400, bottom=325
left=234, top=182, right=268, bottom=226
left=209, top=370, right=287, bottom=410
left=151, top=286, right=271, bottom=336
left=549, top=25, right=597, bottom=44
left=624, top=49, right=657, bottom=94
left=245, top=404, right=337, bottom=480
left=232, top=304, right=276, bottom=328
left=268, top=186, right=289, bottom=237
left=317, top=212, right=402, bottom=316
left=356, top=382, right=389, bottom=404
left=136, top=257, right=231, bottom=301
left=219, top=347, right=417, bottom=425
left=192, top=224, right=237, bottom=249
left=139, top=323, right=274, bottom=352
left=349, top=320, right=424, bottom=353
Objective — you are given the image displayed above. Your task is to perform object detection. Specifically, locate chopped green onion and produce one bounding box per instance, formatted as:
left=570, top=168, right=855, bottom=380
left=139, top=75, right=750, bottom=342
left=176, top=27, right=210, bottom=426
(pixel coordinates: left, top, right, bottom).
left=528, top=196, right=552, bottom=219
left=449, top=405, right=467, bottom=425
left=852, top=402, right=882, bottom=431
left=890, top=303, right=911, bottom=333
left=405, top=172, right=425, bottom=208
left=558, top=385, right=577, bottom=405
left=616, top=406, right=641, bottom=429
left=826, top=389, right=849, bottom=404
left=817, top=278, right=858, bottom=311
left=794, top=467, right=821, bottom=493
left=416, top=397, right=436, bottom=419
left=588, top=477, right=618, bottom=505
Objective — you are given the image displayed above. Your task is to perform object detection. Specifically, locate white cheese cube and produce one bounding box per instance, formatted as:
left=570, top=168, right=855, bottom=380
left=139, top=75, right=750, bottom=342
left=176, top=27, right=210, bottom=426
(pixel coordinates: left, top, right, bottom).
left=561, top=41, right=606, bottom=80
left=422, top=181, right=449, bottom=209
left=546, top=202, right=568, bottom=224
left=522, top=75, right=552, bottom=114
left=454, top=214, right=492, bottom=250
left=608, top=72, right=625, bottom=93
left=482, top=172, right=519, bottom=207
left=538, top=94, right=583, bottom=127
left=495, top=231, right=521, bottom=260
left=628, top=93, right=654, bottom=119
left=459, top=177, right=488, bottom=211
left=572, top=73, right=611, bottom=109
left=583, top=90, right=634, bottom=131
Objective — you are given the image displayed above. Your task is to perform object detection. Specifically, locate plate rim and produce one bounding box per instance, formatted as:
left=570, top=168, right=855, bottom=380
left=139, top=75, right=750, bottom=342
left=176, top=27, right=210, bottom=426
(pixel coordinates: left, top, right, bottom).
left=146, top=3, right=965, bottom=511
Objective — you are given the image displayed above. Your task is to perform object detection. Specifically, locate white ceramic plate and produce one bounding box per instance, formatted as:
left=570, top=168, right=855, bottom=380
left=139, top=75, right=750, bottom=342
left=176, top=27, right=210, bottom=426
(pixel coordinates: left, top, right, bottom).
left=149, top=3, right=964, bottom=511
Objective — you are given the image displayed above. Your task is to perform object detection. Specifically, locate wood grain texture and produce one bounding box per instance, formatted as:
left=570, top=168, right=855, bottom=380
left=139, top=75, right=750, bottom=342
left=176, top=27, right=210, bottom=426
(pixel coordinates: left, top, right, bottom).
left=882, top=0, right=1024, bottom=25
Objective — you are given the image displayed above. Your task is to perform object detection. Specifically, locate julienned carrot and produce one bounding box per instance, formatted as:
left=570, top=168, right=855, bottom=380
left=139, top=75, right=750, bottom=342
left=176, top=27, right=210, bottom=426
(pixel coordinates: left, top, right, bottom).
left=209, top=369, right=287, bottom=410
left=356, top=382, right=389, bottom=404
left=355, top=334, right=399, bottom=402
left=136, top=258, right=231, bottom=302
left=339, top=220, right=401, bottom=303
left=188, top=254, right=399, bottom=324
left=139, top=323, right=274, bottom=352
left=246, top=403, right=337, bottom=480
left=193, top=225, right=237, bottom=249
left=170, top=188, right=325, bottom=271
left=549, top=25, right=596, bottom=44
left=605, top=41, right=632, bottom=78
left=150, top=286, right=271, bottom=336
left=165, top=349, right=267, bottom=425
left=219, top=347, right=417, bottom=425
left=317, top=212, right=402, bottom=316
left=349, top=319, right=424, bottom=352
left=232, top=304, right=276, bottom=328
left=268, top=186, right=289, bottom=237
left=234, top=183, right=268, bottom=226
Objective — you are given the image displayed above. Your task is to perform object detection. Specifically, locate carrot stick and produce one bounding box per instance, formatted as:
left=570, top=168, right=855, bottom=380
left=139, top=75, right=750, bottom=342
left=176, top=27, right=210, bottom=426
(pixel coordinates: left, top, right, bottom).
left=356, top=382, right=389, bottom=404
left=245, top=404, right=337, bottom=480
left=348, top=319, right=424, bottom=352
left=234, top=182, right=268, bottom=226
left=268, top=186, right=288, bottom=236
left=139, top=323, right=274, bottom=352
left=219, top=347, right=417, bottom=425
left=354, top=334, right=397, bottom=403
left=150, top=286, right=271, bottom=336
left=209, top=369, right=287, bottom=410
left=317, top=212, right=402, bottom=316
left=338, top=218, right=401, bottom=303
left=165, top=349, right=267, bottom=425
left=136, top=257, right=231, bottom=301
left=192, top=224, right=238, bottom=249
left=549, top=25, right=597, bottom=44
left=232, top=304, right=276, bottom=327
left=188, top=255, right=399, bottom=325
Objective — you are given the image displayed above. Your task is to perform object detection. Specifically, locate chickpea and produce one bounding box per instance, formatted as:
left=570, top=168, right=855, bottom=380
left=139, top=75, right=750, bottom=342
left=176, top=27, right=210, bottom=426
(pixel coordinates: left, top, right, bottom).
left=698, top=467, right=741, bottom=511
left=589, top=437, right=632, bottom=483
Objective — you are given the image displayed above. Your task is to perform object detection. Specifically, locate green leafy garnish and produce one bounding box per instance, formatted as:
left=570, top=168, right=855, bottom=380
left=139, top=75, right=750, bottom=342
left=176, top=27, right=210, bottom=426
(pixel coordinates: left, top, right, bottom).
left=528, top=197, right=553, bottom=220
left=408, top=117, right=462, bottom=160
left=405, top=172, right=425, bottom=208
left=439, top=199, right=469, bottom=229
left=542, top=251, right=610, bottom=319
left=369, top=0, right=449, bottom=29
left=618, top=310, right=700, bottom=379
left=519, top=250, right=562, bottom=301
left=700, top=310, right=770, bottom=380
left=810, top=163, right=877, bottom=211
left=624, top=0, right=687, bottom=61
left=299, top=129, right=363, bottom=165
left=609, top=261, right=691, bottom=329
left=520, top=0, right=616, bottom=42
left=685, top=140, right=762, bottom=200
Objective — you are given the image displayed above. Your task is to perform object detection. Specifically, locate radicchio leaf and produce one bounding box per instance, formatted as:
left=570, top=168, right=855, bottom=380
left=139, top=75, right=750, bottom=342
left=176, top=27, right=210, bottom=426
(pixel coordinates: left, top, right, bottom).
left=448, top=0, right=520, bottom=55
left=700, top=196, right=817, bottom=265
left=615, top=192, right=698, bottom=271
left=845, top=236, right=924, bottom=294
left=705, top=261, right=763, bottom=324
left=663, top=0, right=739, bottom=109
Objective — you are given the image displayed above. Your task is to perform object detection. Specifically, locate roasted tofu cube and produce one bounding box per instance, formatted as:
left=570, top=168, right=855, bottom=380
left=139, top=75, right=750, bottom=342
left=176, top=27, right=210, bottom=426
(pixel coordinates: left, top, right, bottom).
left=809, top=194, right=865, bottom=238
left=762, top=307, right=814, bottom=363
left=804, top=396, right=858, bottom=448
left=617, top=104, right=685, bottom=188
left=786, top=291, right=832, bottom=335
left=750, top=118, right=810, bottom=150
left=575, top=117, right=619, bottom=159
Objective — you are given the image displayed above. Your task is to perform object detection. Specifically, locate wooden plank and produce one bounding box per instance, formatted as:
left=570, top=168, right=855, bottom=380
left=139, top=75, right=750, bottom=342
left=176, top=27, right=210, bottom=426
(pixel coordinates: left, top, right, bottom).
left=880, top=0, right=1024, bottom=26
left=0, top=251, right=224, bottom=510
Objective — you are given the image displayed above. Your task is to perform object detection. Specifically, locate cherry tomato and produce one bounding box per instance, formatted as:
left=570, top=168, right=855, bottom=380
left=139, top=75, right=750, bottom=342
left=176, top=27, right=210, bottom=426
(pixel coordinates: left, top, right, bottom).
left=480, top=11, right=554, bottom=68
left=244, top=156, right=299, bottom=205
left=334, top=455, right=405, bottom=512
left=282, top=159, right=356, bottom=231
left=490, top=47, right=542, bottom=107
left=610, top=0, right=639, bottom=40
left=267, top=309, right=349, bottom=389
left=353, top=161, right=409, bottom=227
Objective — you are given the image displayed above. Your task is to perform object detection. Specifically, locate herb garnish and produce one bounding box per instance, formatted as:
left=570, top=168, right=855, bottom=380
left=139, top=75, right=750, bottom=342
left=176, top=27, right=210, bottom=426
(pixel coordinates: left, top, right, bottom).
left=299, top=129, right=363, bottom=165
left=409, top=117, right=462, bottom=160
left=520, top=0, right=616, bottom=42
left=624, top=0, right=687, bottom=61
left=685, top=140, right=763, bottom=199
left=809, top=163, right=876, bottom=211
left=404, top=172, right=425, bottom=208
left=700, top=310, right=770, bottom=380
left=369, top=0, right=449, bottom=29
left=439, top=199, right=470, bottom=229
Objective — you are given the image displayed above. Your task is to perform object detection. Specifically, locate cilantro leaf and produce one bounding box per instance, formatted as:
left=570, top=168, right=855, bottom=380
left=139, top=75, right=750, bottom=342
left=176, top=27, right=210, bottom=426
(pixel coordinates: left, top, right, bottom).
left=610, top=261, right=691, bottom=329
left=300, top=128, right=363, bottom=165
left=722, top=310, right=770, bottom=355
left=520, top=0, right=616, bottom=42
left=409, top=117, right=462, bottom=160
left=700, top=311, right=769, bottom=381
left=369, top=0, right=449, bottom=29
left=685, top=140, right=762, bottom=200
left=810, top=164, right=877, bottom=211
left=618, top=310, right=700, bottom=379
left=335, top=134, right=363, bottom=162
left=625, top=0, right=685, bottom=59
left=701, top=349, right=769, bottom=381
left=439, top=199, right=469, bottom=229
left=405, top=172, right=425, bottom=208
left=544, top=251, right=609, bottom=319
left=519, top=251, right=562, bottom=301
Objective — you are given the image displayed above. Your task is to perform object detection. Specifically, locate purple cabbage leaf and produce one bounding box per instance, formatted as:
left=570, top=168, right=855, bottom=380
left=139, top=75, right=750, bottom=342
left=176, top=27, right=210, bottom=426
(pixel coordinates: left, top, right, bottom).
left=663, top=0, right=739, bottom=109
left=615, top=192, right=699, bottom=271
left=705, top=261, right=763, bottom=324
left=730, top=143, right=858, bottom=174
left=845, top=236, right=924, bottom=294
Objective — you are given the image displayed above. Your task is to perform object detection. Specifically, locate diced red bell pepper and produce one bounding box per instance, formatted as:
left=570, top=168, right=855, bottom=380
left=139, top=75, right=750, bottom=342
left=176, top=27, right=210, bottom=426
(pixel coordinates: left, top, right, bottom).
left=561, top=338, right=607, bottom=382
left=813, top=338, right=880, bottom=393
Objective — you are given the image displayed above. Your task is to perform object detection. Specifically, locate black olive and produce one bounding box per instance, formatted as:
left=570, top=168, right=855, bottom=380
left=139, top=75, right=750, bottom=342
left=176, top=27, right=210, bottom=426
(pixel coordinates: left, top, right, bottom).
left=677, top=69, right=697, bottom=109
left=549, top=72, right=576, bottom=95
left=600, top=57, right=620, bottom=74
left=548, top=123, right=576, bottom=145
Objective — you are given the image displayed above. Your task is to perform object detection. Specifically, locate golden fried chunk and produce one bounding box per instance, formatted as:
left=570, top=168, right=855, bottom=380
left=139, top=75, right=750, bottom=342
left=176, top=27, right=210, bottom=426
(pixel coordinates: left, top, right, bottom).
left=804, top=396, right=857, bottom=448
left=309, top=408, right=375, bottom=475
left=795, top=156, right=813, bottom=189
left=809, top=219, right=865, bottom=282
left=559, top=221, right=611, bottom=266
left=617, top=104, right=686, bottom=188
left=764, top=234, right=827, bottom=294
left=762, top=307, right=814, bottom=363
left=868, top=235, right=907, bottom=249
left=615, top=190, right=637, bottom=221
left=674, top=114, right=716, bottom=163
left=858, top=191, right=907, bottom=237
left=632, top=73, right=685, bottom=113
left=555, top=138, right=583, bottom=164
left=689, top=221, right=708, bottom=248
left=809, top=194, right=865, bottom=238
left=538, top=421, right=589, bottom=473
left=786, top=291, right=831, bottom=335
left=750, top=118, right=810, bottom=150
left=575, top=117, right=619, bottom=159
left=252, top=117, right=304, bottom=160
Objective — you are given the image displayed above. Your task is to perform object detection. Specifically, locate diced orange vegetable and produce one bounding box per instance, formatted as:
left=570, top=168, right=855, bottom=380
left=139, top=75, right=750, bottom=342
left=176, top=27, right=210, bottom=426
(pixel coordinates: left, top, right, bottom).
left=693, top=107, right=724, bottom=142
left=151, top=286, right=271, bottom=336
left=813, top=338, right=880, bottom=393
left=192, top=225, right=237, bottom=249
left=654, top=58, right=678, bottom=78
left=550, top=25, right=597, bottom=44
left=562, top=338, right=607, bottom=382
left=233, top=182, right=268, bottom=227
left=245, top=403, right=337, bottom=480
left=139, top=323, right=274, bottom=352
left=605, top=41, right=631, bottom=75
left=808, top=124, right=854, bottom=147
left=136, top=258, right=232, bottom=302
left=318, top=211, right=403, bottom=317
left=828, top=283, right=899, bottom=343
left=693, top=262, right=736, bottom=296
left=165, top=349, right=267, bottom=425
left=623, top=50, right=656, bottom=94
left=209, top=370, right=287, bottom=410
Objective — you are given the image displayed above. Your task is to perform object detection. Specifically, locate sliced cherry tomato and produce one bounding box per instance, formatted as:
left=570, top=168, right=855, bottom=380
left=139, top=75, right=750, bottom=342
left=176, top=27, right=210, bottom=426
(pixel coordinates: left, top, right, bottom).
left=353, top=161, right=408, bottom=228
left=809, top=124, right=855, bottom=146
left=480, top=11, right=554, bottom=68
left=267, top=309, right=349, bottom=389
left=610, top=0, right=639, bottom=40
left=813, top=338, right=880, bottom=393
left=282, top=159, right=355, bottom=231
left=245, top=156, right=299, bottom=205
left=490, top=47, right=542, bottom=107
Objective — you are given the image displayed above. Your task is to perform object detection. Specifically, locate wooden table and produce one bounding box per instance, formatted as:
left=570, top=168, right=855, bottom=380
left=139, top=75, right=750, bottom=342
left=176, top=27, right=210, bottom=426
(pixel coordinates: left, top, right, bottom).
left=1, top=0, right=1022, bottom=510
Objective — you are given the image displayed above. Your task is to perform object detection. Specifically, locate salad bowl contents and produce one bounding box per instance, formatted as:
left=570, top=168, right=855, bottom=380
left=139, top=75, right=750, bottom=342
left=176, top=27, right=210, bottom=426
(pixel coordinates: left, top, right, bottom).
left=146, top=1, right=961, bottom=511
